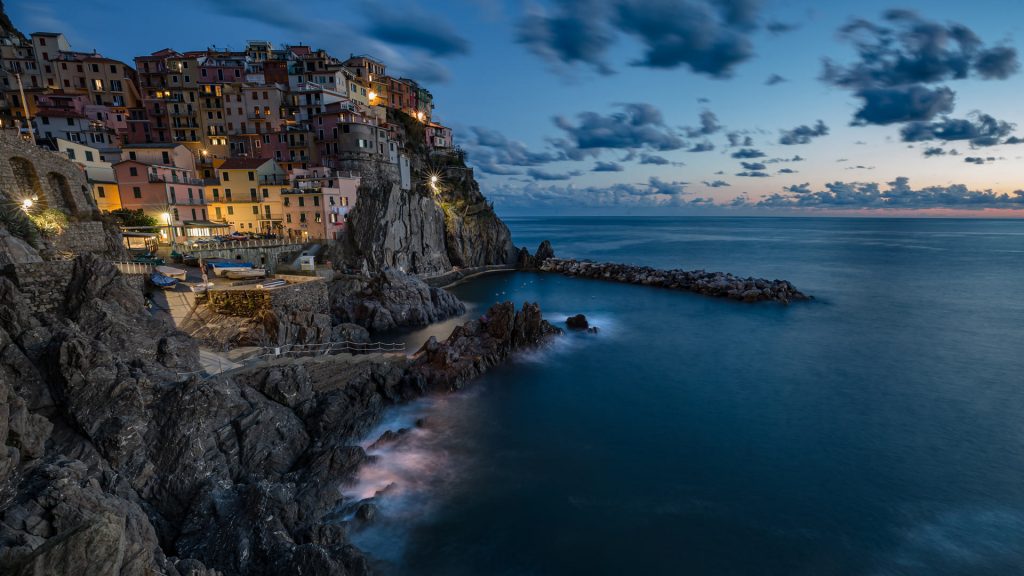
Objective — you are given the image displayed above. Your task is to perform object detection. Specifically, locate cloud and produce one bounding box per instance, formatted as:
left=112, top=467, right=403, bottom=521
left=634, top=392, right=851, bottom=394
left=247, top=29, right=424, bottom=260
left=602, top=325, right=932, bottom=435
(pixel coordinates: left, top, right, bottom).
left=366, top=8, right=470, bottom=56
left=758, top=177, right=1024, bottom=209
left=727, top=132, right=754, bottom=147
left=779, top=120, right=829, bottom=145
left=900, top=112, right=1016, bottom=147
left=553, top=102, right=685, bottom=153
left=592, top=161, right=625, bottom=172
left=778, top=168, right=797, bottom=174
left=467, top=127, right=564, bottom=172
left=765, top=73, right=787, bottom=85
left=766, top=21, right=799, bottom=35
left=615, top=0, right=760, bottom=76
left=703, top=180, right=731, bottom=187
left=851, top=85, right=956, bottom=126
left=639, top=153, right=670, bottom=165
left=517, top=0, right=614, bottom=74
left=764, top=155, right=804, bottom=163
left=740, top=161, right=766, bottom=170
left=823, top=10, right=1019, bottom=126
left=528, top=168, right=577, bottom=180
left=516, top=0, right=761, bottom=77
left=489, top=176, right=692, bottom=209
left=964, top=156, right=992, bottom=165
left=736, top=171, right=770, bottom=177
left=688, top=141, right=715, bottom=152
left=685, top=109, right=722, bottom=137
left=1005, top=136, right=1024, bottom=145
left=922, top=147, right=946, bottom=157
left=731, top=148, right=765, bottom=159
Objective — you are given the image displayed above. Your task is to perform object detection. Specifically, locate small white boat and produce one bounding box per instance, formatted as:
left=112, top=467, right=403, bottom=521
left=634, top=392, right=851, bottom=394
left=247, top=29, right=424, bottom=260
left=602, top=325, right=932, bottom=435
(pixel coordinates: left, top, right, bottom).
left=212, top=266, right=253, bottom=277
left=258, top=279, right=287, bottom=289
left=155, top=265, right=187, bottom=281
left=189, top=282, right=215, bottom=293
left=225, top=268, right=268, bottom=280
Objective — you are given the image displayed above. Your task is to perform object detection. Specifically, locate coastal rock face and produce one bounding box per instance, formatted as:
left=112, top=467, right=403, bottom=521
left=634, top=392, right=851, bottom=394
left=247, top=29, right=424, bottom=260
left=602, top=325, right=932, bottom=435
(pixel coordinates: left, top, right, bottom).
left=329, top=268, right=466, bottom=333
left=566, top=314, right=589, bottom=330
left=342, top=155, right=517, bottom=276
left=539, top=258, right=812, bottom=304
left=404, top=301, right=563, bottom=393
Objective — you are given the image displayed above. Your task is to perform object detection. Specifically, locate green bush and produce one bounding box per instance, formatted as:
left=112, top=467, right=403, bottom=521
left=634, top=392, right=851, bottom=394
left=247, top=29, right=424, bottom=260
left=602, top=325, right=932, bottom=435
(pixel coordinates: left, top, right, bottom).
left=110, top=208, right=158, bottom=228
left=29, top=208, right=69, bottom=237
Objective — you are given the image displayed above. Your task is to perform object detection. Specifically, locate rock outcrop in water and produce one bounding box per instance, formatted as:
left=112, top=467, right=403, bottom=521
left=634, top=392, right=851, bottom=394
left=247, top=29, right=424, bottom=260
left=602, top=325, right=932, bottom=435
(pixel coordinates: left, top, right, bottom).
left=539, top=259, right=811, bottom=304
left=404, top=301, right=563, bottom=393
left=329, top=268, right=466, bottom=333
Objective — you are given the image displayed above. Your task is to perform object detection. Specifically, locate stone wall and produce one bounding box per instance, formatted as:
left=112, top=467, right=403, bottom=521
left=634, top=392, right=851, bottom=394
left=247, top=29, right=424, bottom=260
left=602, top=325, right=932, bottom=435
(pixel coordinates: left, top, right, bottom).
left=204, top=277, right=327, bottom=318
left=50, top=221, right=109, bottom=254
left=0, top=129, right=96, bottom=218
left=7, top=260, right=77, bottom=314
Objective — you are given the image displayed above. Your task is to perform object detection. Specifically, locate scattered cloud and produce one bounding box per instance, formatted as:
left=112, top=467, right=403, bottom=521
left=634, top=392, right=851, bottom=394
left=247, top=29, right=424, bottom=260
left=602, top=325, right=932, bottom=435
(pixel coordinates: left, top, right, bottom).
left=516, top=0, right=762, bottom=77
left=778, top=168, right=797, bottom=174
left=779, top=120, right=829, bottom=145
left=639, top=153, right=669, bottom=165
left=592, top=161, right=625, bottom=172
left=765, top=73, right=787, bottom=85
left=688, top=141, right=715, bottom=152
left=703, top=180, right=731, bottom=187
left=766, top=21, right=799, bottom=35
left=757, top=177, right=1024, bottom=209
left=736, top=170, right=771, bottom=177
left=727, top=132, right=754, bottom=147
left=684, top=110, right=722, bottom=137
left=366, top=8, right=470, bottom=56
left=964, top=156, right=996, bottom=165
left=823, top=10, right=1019, bottom=126
left=740, top=161, right=766, bottom=170
left=900, top=112, right=1017, bottom=147
left=553, top=102, right=685, bottom=153
left=528, top=168, right=579, bottom=180
left=731, top=148, right=766, bottom=159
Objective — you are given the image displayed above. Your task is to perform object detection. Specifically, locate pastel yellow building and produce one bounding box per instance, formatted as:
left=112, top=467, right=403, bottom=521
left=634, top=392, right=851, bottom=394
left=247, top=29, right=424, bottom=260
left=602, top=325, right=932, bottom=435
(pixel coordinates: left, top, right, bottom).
left=207, top=157, right=286, bottom=234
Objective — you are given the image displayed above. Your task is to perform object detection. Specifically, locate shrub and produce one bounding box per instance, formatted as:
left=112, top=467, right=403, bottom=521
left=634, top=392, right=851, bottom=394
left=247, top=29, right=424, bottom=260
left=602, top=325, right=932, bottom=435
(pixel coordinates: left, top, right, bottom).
left=29, top=208, right=68, bottom=237
left=110, top=208, right=158, bottom=228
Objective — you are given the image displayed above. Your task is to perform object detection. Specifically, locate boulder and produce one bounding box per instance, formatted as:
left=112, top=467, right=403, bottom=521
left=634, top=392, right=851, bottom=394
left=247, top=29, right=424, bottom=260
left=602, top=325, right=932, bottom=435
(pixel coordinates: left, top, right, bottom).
left=329, top=268, right=465, bottom=333
left=566, top=314, right=589, bottom=330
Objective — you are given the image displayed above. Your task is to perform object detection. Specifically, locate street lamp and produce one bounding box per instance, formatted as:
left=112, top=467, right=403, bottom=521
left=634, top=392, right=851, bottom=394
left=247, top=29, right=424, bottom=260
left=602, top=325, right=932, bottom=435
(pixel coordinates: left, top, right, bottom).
left=21, top=198, right=34, bottom=211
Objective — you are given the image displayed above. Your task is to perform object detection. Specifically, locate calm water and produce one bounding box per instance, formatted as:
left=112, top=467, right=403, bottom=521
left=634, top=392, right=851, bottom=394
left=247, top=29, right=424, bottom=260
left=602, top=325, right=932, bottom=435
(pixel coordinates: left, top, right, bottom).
left=347, top=217, right=1024, bottom=575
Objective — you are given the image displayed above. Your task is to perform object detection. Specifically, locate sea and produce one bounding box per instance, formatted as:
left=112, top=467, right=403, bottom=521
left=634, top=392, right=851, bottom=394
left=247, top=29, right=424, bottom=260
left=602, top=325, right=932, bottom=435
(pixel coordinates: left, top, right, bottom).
left=343, top=217, right=1024, bottom=575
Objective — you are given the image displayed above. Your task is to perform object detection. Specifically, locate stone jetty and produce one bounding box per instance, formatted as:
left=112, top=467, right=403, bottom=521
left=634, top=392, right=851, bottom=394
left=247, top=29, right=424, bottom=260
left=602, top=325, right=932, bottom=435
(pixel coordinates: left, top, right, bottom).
left=539, top=258, right=811, bottom=304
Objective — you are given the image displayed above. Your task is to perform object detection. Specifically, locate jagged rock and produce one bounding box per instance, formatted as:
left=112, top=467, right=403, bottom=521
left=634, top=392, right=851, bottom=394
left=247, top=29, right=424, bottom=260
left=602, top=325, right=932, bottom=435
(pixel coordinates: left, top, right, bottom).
left=404, top=301, right=563, bottom=393
left=566, top=314, right=589, bottom=330
left=534, top=240, right=555, bottom=264
left=331, top=322, right=370, bottom=344
left=329, top=268, right=465, bottom=333
left=368, top=428, right=409, bottom=450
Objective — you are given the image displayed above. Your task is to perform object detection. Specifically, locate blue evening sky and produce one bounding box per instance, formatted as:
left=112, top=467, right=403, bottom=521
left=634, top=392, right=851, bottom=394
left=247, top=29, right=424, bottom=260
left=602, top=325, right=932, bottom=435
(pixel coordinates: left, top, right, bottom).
left=12, top=0, right=1024, bottom=215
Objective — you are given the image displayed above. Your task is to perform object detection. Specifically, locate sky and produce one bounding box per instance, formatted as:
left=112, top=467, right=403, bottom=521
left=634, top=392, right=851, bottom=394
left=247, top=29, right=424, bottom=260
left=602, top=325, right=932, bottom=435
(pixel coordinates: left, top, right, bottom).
left=11, top=0, right=1024, bottom=216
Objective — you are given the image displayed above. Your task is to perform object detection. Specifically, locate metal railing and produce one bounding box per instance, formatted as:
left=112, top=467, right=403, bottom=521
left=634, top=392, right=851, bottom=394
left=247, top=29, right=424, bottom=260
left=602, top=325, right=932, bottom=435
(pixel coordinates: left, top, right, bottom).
left=254, top=340, right=406, bottom=360
left=112, top=261, right=154, bottom=275
left=187, top=238, right=300, bottom=251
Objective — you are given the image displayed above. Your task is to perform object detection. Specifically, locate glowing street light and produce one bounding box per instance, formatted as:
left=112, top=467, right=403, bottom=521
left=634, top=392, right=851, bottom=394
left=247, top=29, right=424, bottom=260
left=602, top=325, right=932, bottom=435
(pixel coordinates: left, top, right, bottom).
left=21, top=198, right=33, bottom=211
left=430, top=175, right=438, bottom=185
left=368, top=91, right=377, bottom=101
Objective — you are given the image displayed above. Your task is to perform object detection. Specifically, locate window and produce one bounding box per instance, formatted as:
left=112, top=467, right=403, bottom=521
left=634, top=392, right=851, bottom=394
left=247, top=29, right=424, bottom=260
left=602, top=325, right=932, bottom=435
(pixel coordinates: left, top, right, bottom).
left=247, top=171, right=255, bottom=181
left=215, top=206, right=222, bottom=218
left=85, top=151, right=94, bottom=162
left=66, top=148, right=76, bottom=160
left=173, top=208, right=179, bottom=221
left=315, top=212, right=321, bottom=223
left=97, top=186, right=105, bottom=198
left=129, top=166, right=138, bottom=176
left=227, top=206, right=234, bottom=215
left=128, top=151, right=137, bottom=160
left=298, top=197, right=304, bottom=207
left=93, top=79, right=103, bottom=91
left=262, top=188, right=269, bottom=198
left=300, top=213, right=307, bottom=223
left=251, top=206, right=258, bottom=215
left=313, top=196, right=320, bottom=207
left=286, top=213, right=292, bottom=223
left=222, top=172, right=230, bottom=181
left=132, top=186, right=141, bottom=198
left=162, top=151, right=170, bottom=164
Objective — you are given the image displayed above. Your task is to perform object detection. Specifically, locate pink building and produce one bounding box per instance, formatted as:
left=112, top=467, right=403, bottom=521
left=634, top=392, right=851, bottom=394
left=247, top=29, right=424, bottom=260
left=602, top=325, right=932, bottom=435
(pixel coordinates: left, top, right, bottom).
left=425, top=122, right=452, bottom=150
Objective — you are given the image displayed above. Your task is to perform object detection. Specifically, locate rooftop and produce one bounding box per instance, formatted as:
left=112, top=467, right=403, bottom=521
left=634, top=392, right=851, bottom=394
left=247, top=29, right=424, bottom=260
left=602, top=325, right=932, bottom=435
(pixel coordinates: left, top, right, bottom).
left=218, top=157, right=273, bottom=170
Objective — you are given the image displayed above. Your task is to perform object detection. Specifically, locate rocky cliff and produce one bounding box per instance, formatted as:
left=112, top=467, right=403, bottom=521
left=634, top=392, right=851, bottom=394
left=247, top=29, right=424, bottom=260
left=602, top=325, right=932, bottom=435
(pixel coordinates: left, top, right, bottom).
left=338, top=112, right=518, bottom=276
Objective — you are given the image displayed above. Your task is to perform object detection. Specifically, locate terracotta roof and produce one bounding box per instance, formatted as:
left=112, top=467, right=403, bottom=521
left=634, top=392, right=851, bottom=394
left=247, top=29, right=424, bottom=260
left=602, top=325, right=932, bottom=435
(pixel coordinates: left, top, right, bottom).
left=218, top=157, right=272, bottom=170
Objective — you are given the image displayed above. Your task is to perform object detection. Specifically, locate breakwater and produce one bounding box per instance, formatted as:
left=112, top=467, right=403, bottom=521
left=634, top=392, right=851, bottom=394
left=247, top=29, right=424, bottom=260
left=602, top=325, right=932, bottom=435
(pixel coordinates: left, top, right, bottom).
left=539, top=258, right=811, bottom=304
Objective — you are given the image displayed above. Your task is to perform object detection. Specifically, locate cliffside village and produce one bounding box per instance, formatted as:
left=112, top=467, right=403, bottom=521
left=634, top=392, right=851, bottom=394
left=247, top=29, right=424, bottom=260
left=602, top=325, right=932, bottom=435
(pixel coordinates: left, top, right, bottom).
left=0, top=29, right=456, bottom=245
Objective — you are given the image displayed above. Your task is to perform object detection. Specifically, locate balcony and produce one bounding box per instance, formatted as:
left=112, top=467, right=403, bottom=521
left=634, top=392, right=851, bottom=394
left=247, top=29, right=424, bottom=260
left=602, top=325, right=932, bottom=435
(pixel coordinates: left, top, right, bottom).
left=149, top=174, right=206, bottom=186
left=169, top=197, right=208, bottom=206
left=208, top=196, right=263, bottom=204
